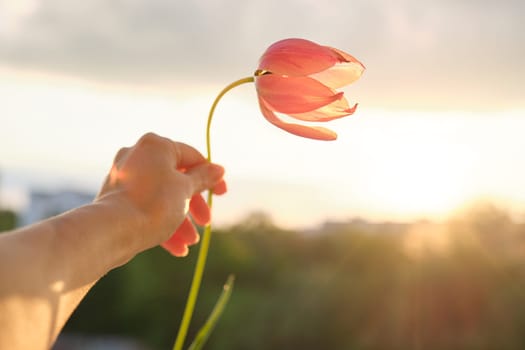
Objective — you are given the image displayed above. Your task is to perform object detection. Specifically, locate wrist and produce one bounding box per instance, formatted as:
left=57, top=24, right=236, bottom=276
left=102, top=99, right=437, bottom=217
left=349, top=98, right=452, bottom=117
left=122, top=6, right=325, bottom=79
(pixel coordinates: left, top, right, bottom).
left=52, top=195, right=145, bottom=279
left=91, top=192, right=148, bottom=267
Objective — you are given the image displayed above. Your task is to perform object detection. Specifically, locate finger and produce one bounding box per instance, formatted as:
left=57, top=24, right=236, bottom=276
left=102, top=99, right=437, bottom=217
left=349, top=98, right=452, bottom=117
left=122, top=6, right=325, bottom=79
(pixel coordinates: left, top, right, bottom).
left=135, top=134, right=205, bottom=170
left=213, top=180, right=227, bottom=195
left=177, top=216, right=200, bottom=245
left=189, top=194, right=211, bottom=226
left=186, top=163, right=225, bottom=194
left=161, top=217, right=200, bottom=257
left=172, top=141, right=208, bottom=169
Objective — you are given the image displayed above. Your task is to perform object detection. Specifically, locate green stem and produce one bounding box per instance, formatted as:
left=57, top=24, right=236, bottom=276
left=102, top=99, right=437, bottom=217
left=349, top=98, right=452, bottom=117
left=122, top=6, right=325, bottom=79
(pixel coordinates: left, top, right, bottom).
left=172, top=76, right=254, bottom=350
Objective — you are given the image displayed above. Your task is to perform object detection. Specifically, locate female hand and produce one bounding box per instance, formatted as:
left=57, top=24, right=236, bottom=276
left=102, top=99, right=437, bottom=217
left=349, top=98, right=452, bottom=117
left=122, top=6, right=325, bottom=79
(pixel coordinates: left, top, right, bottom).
left=96, top=132, right=226, bottom=257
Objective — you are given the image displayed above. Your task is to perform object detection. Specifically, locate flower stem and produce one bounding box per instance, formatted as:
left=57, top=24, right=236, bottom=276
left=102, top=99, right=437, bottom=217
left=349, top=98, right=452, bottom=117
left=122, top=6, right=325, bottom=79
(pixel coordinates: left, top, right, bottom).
left=173, top=76, right=254, bottom=350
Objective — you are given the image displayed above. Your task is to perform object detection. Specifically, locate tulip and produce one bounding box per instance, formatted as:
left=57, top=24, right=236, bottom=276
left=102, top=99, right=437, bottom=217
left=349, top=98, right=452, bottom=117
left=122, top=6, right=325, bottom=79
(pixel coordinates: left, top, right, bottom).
left=172, top=38, right=364, bottom=350
left=255, top=38, right=365, bottom=140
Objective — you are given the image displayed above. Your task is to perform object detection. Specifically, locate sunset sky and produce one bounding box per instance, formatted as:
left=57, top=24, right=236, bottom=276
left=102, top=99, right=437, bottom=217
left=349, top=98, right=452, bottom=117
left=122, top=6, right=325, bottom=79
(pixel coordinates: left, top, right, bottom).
left=1, top=0, right=524, bottom=228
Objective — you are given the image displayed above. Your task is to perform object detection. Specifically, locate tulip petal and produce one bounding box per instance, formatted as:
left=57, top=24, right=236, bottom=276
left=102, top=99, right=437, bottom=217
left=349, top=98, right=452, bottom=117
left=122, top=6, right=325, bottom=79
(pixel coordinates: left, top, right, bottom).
left=256, top=74, right=343, bottom=114
left=290, top=100, right=358, bottom=122
left=308, top=46, right=365, bottom=89
left=258, top=97, right=337, bottom=141
left=309, top=61, right=365, bottom=89
left=329, top=46, right=366, bottom=68
left=258, top=38, right=339, bottom=76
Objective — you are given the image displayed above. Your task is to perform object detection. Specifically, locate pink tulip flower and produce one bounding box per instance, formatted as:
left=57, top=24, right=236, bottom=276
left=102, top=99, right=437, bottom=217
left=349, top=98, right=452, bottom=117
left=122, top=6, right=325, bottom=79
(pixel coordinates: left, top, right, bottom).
left=255, top=38, right=365, bottom=140
left=170, top=38, right=365, bottom=350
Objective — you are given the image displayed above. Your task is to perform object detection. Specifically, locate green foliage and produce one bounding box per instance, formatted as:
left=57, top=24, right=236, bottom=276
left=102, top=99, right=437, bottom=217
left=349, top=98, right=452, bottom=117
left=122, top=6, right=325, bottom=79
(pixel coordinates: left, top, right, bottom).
left=64, top=207, right=525, bottom=350
left=188, top=275, right=235, bottom=350
left=0, top=209, right=17, bottom=232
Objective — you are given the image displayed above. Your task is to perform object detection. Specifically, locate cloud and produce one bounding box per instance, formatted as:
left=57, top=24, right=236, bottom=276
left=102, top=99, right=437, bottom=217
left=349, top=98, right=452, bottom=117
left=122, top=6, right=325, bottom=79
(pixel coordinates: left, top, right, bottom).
left=0, top=0, right=262, bottom=83
left=0, top=0, right=523, bottom=110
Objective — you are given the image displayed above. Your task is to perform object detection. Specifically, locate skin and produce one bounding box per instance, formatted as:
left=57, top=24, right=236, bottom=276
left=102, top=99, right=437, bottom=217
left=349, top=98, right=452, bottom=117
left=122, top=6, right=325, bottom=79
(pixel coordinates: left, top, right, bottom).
left=0, top=132, right=226, bottom=350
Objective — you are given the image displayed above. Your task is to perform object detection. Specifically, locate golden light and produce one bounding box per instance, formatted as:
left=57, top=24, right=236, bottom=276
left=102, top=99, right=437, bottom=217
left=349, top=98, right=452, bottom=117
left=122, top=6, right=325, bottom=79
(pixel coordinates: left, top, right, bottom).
left=370, top=140, right=473, bottom=218
left=403, top=222, right=450, bottom=259
left=348, top=111, right=482, bottom=221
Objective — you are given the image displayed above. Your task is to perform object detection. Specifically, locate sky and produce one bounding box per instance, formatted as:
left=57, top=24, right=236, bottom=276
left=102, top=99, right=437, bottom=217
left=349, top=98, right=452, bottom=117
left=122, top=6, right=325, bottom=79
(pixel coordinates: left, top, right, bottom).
left=1, top=0, right=524, bottom=228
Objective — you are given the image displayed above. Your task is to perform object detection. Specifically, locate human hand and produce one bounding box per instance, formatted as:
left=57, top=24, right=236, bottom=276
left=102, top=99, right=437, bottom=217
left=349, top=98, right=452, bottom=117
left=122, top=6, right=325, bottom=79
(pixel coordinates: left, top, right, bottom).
left=96, top=133, right=226, bottom=257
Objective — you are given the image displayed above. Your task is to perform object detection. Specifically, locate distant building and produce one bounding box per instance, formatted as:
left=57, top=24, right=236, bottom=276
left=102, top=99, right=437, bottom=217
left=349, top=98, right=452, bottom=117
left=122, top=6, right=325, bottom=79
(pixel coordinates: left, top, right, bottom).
left=20, top=189, right=95, bottom=227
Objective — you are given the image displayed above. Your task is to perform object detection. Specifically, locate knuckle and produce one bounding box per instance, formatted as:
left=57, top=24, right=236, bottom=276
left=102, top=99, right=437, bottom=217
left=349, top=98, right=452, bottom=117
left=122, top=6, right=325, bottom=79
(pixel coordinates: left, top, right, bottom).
left=138, top=132, right=161, bottom=144
left=114, top=147, right=129, bottom=162
left=194, top=167, right=209, bottom=192
left=137, top=132, right=172, bottom=152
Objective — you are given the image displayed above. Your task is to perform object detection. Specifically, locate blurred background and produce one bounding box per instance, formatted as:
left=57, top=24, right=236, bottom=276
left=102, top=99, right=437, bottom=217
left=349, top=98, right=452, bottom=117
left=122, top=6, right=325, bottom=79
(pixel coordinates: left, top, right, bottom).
left=1, top=0, right=525, bottom=349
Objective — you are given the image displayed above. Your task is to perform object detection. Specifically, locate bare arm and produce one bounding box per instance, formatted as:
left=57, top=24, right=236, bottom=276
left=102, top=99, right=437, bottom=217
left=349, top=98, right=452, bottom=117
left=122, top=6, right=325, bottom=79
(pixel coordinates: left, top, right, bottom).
left=0, top=133, right=225, bottom=349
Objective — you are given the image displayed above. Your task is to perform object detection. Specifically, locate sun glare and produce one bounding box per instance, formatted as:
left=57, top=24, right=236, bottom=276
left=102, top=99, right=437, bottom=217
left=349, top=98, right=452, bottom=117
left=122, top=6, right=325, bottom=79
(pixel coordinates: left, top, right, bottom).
left=370, top=140, right=473, bottom=218
left=403, top=221, right=450, bottom=259
left=346, top=110, right=484, bottom=221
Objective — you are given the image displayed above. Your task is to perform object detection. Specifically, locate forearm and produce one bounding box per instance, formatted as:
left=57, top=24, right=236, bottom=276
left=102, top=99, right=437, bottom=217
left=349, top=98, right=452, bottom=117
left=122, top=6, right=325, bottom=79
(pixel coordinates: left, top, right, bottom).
left=0, top=134, right=225, bottom=349
left=0, top=198, right=141, bottom=349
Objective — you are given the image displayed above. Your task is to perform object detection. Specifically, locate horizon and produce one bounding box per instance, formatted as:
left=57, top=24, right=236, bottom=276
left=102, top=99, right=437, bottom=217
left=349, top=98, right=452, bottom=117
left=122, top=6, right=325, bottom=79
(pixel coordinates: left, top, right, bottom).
left=2, top=164, right=525, bottom=230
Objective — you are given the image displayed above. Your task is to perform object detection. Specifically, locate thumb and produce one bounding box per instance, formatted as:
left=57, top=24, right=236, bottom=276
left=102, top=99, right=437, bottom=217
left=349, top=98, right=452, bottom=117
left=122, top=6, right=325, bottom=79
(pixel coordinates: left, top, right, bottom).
left=186, top=163, right=225, bottom=194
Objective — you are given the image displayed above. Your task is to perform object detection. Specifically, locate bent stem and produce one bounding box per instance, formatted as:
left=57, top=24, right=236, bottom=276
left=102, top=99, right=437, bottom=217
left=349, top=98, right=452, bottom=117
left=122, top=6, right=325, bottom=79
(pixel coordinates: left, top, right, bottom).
left=173, top=76, right=254, bottom=350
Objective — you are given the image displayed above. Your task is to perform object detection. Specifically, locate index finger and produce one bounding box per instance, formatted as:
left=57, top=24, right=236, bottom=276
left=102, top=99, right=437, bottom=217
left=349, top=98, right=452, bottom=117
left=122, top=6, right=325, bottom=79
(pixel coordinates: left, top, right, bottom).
left=172, top=141, right=208, bottom=170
